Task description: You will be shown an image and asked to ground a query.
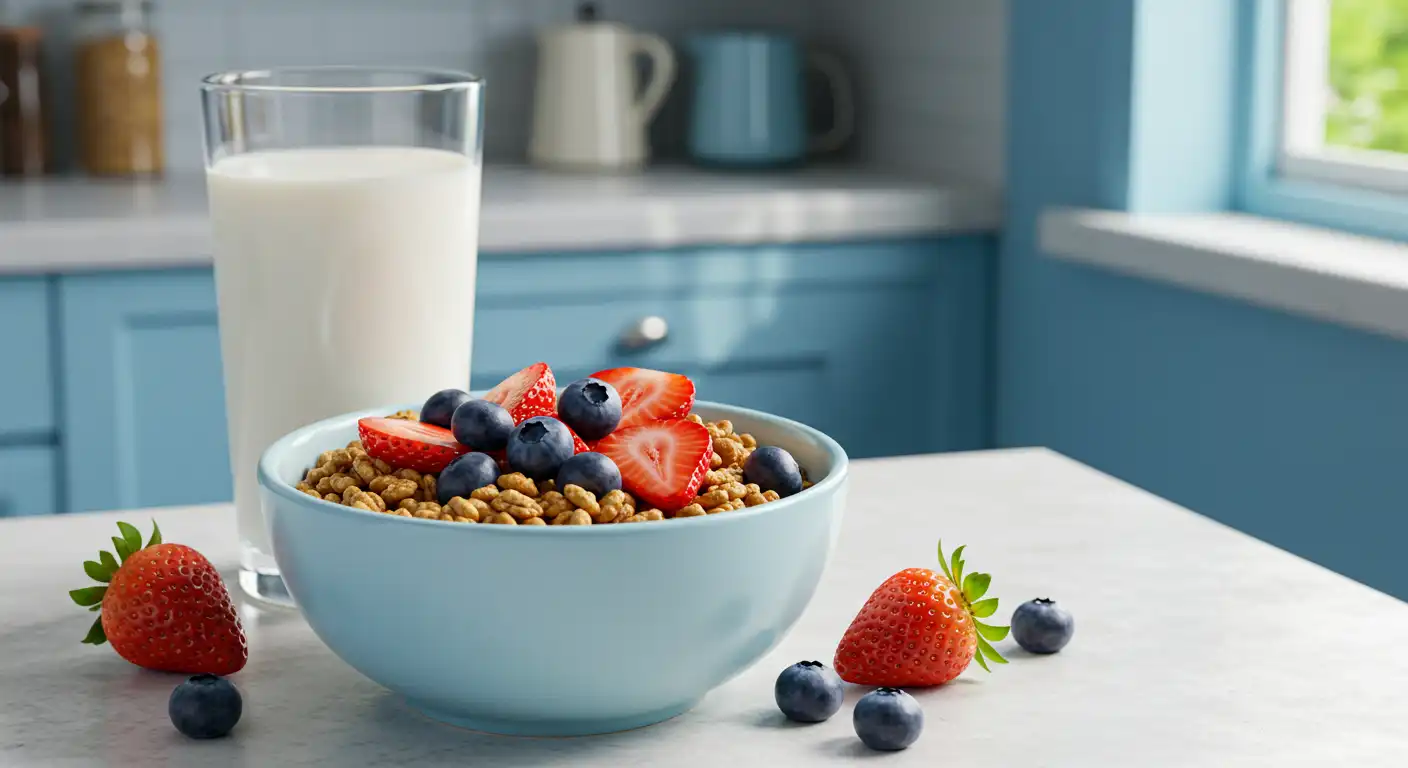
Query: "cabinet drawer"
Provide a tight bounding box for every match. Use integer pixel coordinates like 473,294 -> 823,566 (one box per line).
473,293 -> 831,386
0,278 -> 54,435
0,446 -> 57,517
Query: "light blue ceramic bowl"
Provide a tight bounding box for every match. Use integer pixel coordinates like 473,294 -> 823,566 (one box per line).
258,400 -> 848,736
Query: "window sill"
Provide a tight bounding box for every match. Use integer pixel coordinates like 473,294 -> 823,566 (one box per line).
1039,207 -> 1408,342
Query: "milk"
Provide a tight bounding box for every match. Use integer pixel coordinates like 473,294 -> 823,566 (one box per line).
207,146 -> 481,577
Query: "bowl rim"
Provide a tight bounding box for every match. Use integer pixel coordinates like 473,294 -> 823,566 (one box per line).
257,399 -> 848,536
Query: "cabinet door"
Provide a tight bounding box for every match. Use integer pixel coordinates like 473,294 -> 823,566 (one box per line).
0,447 -> 57,517
59,270 -> 231,512
0,277 -> 55,436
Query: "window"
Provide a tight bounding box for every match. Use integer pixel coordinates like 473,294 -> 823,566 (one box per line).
1279,0 -> 1408,194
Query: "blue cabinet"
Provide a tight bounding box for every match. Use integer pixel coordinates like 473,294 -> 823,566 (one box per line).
0,277 -> 59,516
0,278 -> 55,436
59,270 -> 231,512
54,238 -> 993,513
0,447 -> 57,517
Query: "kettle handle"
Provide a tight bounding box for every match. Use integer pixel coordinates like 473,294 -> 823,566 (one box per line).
632,32 -> 676,125
806,49 -> 855,154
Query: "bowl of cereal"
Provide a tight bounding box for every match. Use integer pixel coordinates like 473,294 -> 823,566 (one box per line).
257,365 -> 848,736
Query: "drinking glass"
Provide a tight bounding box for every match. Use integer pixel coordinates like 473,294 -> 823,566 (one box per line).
201,67 -> 484,605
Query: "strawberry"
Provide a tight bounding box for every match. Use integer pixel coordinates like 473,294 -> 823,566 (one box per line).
484,362 -> 558,424
833,541 -> 1008,687
595,419 -> 712,510
358,417 -> 469,473
590,367 -> 695,429
70,521 -> 247,675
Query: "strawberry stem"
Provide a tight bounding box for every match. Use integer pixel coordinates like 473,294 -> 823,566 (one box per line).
82,616 -> 106,645
936,539 -> 1010,674
73,520 -> 160,646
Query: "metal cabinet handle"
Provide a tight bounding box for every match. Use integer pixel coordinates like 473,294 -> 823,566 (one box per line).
617,316 -> 669,351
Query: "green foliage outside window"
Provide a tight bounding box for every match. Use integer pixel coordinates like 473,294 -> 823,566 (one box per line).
1327,0 -> 1408,152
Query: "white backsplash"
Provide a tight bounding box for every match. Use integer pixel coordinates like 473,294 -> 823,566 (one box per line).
817,0 -> 1007,188
5,0 -> 1005,188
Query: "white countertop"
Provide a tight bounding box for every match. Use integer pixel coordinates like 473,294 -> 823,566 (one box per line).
4,448 -> 1405,766
0,166 -> 999,274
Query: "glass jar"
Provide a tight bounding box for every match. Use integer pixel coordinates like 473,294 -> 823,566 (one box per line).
0,24 -> 51,176
74,0 -> 163,176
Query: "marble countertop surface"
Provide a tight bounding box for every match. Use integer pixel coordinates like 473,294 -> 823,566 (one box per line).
3,448 -> 1404,766
0,165 -> 1000,274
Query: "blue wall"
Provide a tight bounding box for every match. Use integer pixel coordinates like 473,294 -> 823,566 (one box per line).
1000,1 -> 1408,600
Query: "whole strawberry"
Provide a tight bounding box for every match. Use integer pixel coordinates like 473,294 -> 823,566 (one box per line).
834,541 -> 1008,686
70,521 -> 248,676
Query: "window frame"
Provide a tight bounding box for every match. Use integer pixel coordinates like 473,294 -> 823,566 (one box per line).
1237,0 -> 1408,241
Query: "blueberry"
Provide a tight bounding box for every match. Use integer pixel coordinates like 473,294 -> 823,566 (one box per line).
743,446 -> 804,497
556,452 -> 621,497
557,377 -> 623,442
774,661 -> 844,723
507,416 -> 575,480
169,674 -> 242,740
421,389 -> 472,429
853,687 -> 923,751
451,399 -> 514,451
437,452 -> 501,504
1011,598 -> 1074,654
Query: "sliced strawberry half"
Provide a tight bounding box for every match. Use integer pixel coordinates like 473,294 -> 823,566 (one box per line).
483,362 -> 557,424
590,367 -> 696,429
596,419 -> 712,511
358,417 -> 468,473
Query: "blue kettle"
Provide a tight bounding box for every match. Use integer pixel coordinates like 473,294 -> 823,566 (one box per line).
686,32 -> 853,167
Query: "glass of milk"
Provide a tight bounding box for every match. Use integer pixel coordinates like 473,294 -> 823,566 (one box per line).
200,68 -> 484,606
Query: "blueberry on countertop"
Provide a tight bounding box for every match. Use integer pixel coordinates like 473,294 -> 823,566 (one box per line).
556,452 -> 622,497
451,399 -> 514,451
744,446 -> 804,497
774,661 -> 844,723
437,452 -> 501,504
1011,598 -> 1074,654
169,674 -> 242,740
557,377 -> 623,442
507,416 -> 575,480
853,687 -> 923,751
421,389 -> 472,429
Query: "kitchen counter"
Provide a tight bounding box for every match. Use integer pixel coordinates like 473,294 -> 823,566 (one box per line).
5,448 -> 1404,766
0,166 -> 999,274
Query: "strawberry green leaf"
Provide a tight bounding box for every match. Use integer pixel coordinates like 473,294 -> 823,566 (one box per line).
970,598 -> 1000,618
976,621 -> 1010,642
147,519 -> 162,547
972,648 -> 991,672
69,586 -> 107,606
962,572 -> 990,602
89,604 -> 101,611
81,616 -> 107,645
99,550 -> 118,573
936,540 -> 955,582
112,536 -> 132,563
950,545 -> 966,587
117,522 -> 142,555
83,560 -> 112,583
976,635 -> 1008,665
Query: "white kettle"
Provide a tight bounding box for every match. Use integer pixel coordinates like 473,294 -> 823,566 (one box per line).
529,3 -> 675,171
